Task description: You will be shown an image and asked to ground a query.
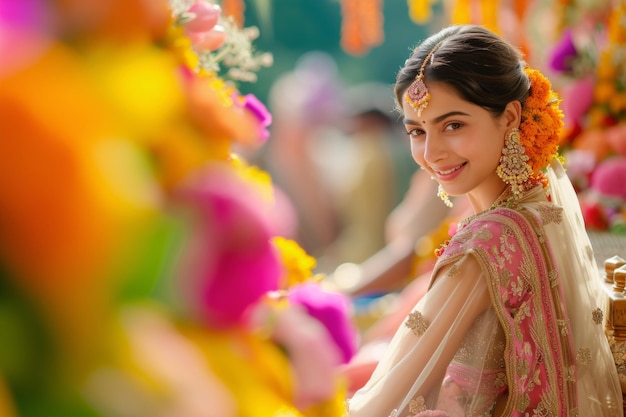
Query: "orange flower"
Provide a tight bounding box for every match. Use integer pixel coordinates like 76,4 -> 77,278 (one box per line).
520,68 -> 564,181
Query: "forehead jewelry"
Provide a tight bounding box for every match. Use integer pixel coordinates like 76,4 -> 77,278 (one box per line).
405,47 -> 437,117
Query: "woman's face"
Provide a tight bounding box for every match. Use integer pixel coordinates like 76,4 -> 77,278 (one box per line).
401,81 -> 516,211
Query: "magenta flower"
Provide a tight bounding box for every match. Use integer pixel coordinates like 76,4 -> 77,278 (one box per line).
243,93 -> 272,142
287,282 -> 358,364
548,29 -> 577,73
174,163 -> 281,328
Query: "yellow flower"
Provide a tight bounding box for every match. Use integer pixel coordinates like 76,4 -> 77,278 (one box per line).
408,0 -> 433,24
272,237 -> 318,289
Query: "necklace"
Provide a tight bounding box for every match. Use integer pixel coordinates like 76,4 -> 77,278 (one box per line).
457,186 -> 516,230
434,186 -> 516,258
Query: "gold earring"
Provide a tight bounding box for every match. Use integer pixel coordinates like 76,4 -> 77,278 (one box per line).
496,127 -> 533,198
437,184 -> 453,207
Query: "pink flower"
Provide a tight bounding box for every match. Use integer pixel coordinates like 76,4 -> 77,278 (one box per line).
242,94 -> 272,142
188,25 -> 227,52
183,1 -> 221,35
173,163 -> 281,328
590,157 -> 626,200
287,282 -> 358,364
270,303 -> 342,409
182,1 -> 227,52
561,75 -> 595,128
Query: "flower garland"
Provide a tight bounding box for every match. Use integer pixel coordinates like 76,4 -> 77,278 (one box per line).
450,0 -> 501,35
519,68 -> 564,185
340,0 -> 384,56
408,0 -> 439,24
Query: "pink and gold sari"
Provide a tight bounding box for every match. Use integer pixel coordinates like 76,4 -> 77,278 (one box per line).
348,160 -> 622,417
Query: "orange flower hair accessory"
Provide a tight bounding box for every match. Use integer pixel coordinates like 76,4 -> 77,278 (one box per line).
519,68 -> 564,184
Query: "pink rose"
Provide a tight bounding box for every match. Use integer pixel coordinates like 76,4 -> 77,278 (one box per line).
188,25 -> 227,52
183,1 -> 221,35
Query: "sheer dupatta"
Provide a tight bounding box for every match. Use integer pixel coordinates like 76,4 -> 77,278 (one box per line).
348,159 -> 623,417
544,159 -> 622,415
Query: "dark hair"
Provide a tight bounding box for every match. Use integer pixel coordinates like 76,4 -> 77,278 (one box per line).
394,25 -> 530,116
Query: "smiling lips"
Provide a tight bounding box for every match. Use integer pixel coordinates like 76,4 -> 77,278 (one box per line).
433,162 -> 467,180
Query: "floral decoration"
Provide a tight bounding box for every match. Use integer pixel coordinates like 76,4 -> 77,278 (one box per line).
548,1 -> 626,232
0,1 -> 357,416
519,68 -> 564,186
171,0 -> 272,81
273,236 -> 319,290
339,0 -> 384,56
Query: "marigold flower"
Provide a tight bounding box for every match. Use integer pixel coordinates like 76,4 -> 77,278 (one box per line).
520,68 -> 564,182
272,236 -> 317,289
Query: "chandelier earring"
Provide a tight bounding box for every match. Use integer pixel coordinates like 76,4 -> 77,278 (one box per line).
437,184 -> 453,207
496,127 -> 533,198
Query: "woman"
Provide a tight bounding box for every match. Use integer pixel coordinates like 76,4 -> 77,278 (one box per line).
348,25 -> 623,417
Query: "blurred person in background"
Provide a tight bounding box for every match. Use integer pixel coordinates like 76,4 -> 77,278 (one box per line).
321,82 -> 417,268
261,52 -> 345,261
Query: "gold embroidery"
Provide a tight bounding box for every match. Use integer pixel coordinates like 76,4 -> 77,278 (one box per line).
519,258 -> 536,291
567,365 -> 576,382
500,227 -> 515,256
576,347 -> 592,366
531,368 -> 541,386
475,226 -> 492,242
388,409 -> 398,417
453,310 -> 506,368
570,407 -> 579,417
592,307 -> 603,325
548,269 -> 559,288
585,245 -> 594,262
513,302 -> 531,323
517,393 -> 530,412
517,358 -> 530,377
557,318 -> 569,336
511,279 -> 524,298
405,310 -> 429,336
499,268 -> 512,286
409,397 -> 426,413
536,231 -> 545,243
447,262 -> 460,278
534,398 -> 557,417
538,203 -> 563,225
495,372 -> 507,388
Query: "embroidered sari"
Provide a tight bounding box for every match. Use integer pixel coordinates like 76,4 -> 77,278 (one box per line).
348,161 -> 623,417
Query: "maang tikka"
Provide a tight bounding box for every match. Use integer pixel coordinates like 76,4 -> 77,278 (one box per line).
405,46 -> 438,117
